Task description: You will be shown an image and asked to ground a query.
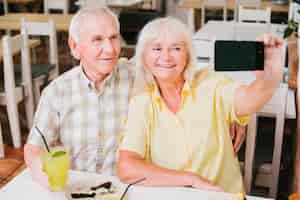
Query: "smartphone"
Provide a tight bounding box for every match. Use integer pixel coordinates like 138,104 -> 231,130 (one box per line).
214,40 -> 264,71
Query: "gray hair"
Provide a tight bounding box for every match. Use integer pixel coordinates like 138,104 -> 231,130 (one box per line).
133,16 -> 197,94
69,6 -> 120,43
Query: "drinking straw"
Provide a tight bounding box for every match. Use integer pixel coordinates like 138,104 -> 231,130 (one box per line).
35,126 -> 50,153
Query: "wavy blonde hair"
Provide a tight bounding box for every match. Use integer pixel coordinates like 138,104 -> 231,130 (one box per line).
133,17 -> 197,95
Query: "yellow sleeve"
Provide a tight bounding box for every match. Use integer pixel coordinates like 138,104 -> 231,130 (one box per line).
217,76 -> 250,126
120,95 -> 151,158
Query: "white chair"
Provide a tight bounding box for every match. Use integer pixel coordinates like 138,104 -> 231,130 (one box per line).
201,0 -> 227,27
289,2 -> 300,22
234,0 -> 261,21
244,83 -> 288,198
0,121 -> 4,158
21,18 -> 59,105
0,34 -> 35,148
76,0 -> 107,8
193,35 -> 215,69
3,0 -> 8,14
238,5 -> 271,24
243,45 -> 287,198
44,0 -> 69,14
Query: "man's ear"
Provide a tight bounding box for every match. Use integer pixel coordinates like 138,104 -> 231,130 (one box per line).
68,37 -> 80,60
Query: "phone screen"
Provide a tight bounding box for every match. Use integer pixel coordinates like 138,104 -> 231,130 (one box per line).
214,40 -> 264,71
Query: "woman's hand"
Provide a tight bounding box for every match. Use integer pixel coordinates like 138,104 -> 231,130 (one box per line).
235,33 -> 285,117
255,33 -> 284,87
230,123 -> 246,154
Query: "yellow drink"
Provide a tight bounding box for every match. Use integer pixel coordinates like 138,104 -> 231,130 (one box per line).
41,148 -> 70,191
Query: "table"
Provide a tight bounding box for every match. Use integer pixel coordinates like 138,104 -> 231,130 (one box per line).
0,13 -> 73,32
0,168 -> 272,200
193,21 -> 296,119
178,0 -> 290,13
0,39 -> 40,62
5,0 -> 35,4
75,0 -> 144,13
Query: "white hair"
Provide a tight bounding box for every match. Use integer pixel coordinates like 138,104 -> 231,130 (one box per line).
133,17 -> 197,95
69,6 -> 120,43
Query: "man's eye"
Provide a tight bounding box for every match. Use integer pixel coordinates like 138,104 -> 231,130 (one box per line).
93,38 -> 102,43
111,35 -> 119,40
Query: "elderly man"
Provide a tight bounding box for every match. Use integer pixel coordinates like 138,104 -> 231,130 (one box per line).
24,6 -> 132,188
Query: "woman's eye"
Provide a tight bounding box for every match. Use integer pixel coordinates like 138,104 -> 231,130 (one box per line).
173,47 -> 182,51
152,48 -> 161,51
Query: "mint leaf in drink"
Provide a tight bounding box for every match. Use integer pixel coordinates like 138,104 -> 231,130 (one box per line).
52,150 -> 66,157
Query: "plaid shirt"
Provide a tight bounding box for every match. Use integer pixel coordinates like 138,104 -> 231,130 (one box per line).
27,59 -> 132,174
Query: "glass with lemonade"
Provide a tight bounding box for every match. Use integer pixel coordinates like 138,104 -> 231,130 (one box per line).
41,147 -> 70,191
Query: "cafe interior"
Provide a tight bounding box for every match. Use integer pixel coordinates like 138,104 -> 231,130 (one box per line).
0,0 -> 299,200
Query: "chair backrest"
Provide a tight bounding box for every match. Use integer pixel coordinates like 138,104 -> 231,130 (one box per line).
3,0 -> 8,14
234,0 -> 261,20
3,34 -> 32,96
21,18 -> 59,78
44,0 -> 69,14
193,35 -> 215,67
78,0 -> 107,8
2,34 -> 35,127
289,2 -> 300,22
238,5 -> 271,24
201,0 -> 227,27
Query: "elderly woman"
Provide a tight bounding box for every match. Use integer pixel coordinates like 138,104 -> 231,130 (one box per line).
117,17 -> 284,193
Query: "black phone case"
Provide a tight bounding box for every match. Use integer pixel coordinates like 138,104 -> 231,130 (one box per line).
214,40 -> 264,71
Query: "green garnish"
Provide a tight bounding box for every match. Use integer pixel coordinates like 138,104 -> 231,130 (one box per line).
52,150 -> 66,157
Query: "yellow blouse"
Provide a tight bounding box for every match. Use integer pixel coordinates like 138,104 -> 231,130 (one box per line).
120,70 -> 249,193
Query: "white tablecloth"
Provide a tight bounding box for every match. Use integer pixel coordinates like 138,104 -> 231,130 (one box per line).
0,168 -> 272,200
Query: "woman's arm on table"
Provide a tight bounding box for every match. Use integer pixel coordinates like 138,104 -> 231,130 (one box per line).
117,150 -> 222,191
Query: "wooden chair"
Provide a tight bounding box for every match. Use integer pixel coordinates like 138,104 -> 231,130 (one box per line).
21,18 -> 59,105
0,121 -> 4,158
238,5 -> 271,24
0,34 -> 35,148
44,0 -> 69,14
201,0 -> 227,27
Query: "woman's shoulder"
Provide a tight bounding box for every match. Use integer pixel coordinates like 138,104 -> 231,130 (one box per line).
192,68 -> 234,88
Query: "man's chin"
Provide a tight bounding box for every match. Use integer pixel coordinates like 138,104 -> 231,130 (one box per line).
97,65 -> 116,74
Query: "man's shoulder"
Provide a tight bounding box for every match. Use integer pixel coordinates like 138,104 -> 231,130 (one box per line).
43,66 -> 81,93
53,66 -> 82,83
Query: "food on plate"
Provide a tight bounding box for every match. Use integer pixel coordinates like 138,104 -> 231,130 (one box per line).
68,181 -> 120,200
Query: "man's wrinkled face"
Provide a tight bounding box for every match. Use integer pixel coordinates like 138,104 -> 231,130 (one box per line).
77,12 -> 121,76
